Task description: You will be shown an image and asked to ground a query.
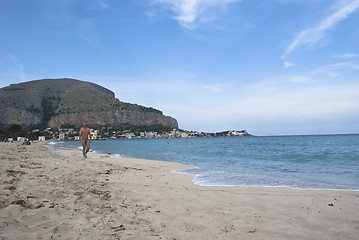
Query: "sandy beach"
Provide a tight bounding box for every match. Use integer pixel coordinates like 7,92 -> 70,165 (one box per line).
0,141 -> 358,240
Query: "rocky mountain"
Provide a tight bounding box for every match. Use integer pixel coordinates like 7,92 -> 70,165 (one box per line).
0,78 -> 178,129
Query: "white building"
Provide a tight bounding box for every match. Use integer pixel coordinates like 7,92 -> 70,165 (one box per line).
59,132 -> 65,140
91,129 -> 98,140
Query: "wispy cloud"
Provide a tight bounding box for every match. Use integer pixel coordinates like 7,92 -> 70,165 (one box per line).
3,54 -> 27,82
77,18 -> 98,46
151,0 -> 239,29
248,75 -> 310,89
308,62 -> 359,76
282,0 -> 359,58
42,0 -> 109,46
284,61 -> 295,68
203,83 -> 225,92
89,0 -> 108,11
333,53 -> 359,58
250,61 -> 359,89
0,54 -> 30,88
289,76 -> 310,83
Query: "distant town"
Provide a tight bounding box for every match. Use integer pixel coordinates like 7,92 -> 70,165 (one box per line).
52,127 -> 251,140
2,126 -> 252,142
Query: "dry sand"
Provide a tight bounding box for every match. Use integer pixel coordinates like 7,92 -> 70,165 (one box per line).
0,141 -> 358,240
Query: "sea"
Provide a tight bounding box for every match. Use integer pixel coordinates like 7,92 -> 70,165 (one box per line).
50,134 -> 359,191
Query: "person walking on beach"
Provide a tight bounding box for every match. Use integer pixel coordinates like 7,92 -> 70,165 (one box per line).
79,122 -> 92,158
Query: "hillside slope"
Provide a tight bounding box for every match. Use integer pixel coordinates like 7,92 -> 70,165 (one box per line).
0,78 -> 178,129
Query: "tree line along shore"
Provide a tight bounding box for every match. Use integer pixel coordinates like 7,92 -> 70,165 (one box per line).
0,124 -> 252,141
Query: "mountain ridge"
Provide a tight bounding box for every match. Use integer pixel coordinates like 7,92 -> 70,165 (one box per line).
0,78 -> 178,129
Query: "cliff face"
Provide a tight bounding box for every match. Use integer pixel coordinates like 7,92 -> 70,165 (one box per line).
0,78 -> 178,129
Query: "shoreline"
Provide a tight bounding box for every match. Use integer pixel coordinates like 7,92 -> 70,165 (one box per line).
1,141 -> 358,239
173,168 -> 359,191
38,141 -> 359,192
50,137 -> 359,191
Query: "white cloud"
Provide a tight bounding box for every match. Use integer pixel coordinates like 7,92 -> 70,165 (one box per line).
333,53 -> 359,58
282,0 -> 359,58
289,76 -> 310,83
203,83 -> 226,92
309,62 -> 359,76
284,61 -> 295,68
151,0 -> 239,29
249,61 -> 359,89
218,84 -> 359,121
248,74 -> 311,89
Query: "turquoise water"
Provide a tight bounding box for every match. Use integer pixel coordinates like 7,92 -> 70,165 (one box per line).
52,135 -> 359,190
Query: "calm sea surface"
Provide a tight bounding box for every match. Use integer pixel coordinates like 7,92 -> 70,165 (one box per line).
51,135 -> 359,190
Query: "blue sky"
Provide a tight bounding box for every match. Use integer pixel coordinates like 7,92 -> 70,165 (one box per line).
1,0 -> 359,135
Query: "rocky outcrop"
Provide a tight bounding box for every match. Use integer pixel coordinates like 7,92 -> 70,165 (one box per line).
48,110 -> 178,128
0,78 -> 178,129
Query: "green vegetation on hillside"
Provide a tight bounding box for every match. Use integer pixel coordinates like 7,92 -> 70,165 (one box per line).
0,124 -> 27,140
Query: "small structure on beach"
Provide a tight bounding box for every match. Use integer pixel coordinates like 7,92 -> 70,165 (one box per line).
38,136 -> 45,141
17,137 -> 25,142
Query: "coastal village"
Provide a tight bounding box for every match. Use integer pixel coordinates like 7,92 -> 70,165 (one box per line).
3,126 -> 251,142
49,127 -> 250,140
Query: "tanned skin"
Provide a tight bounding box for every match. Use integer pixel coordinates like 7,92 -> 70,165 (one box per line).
79,122 -> 92,158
